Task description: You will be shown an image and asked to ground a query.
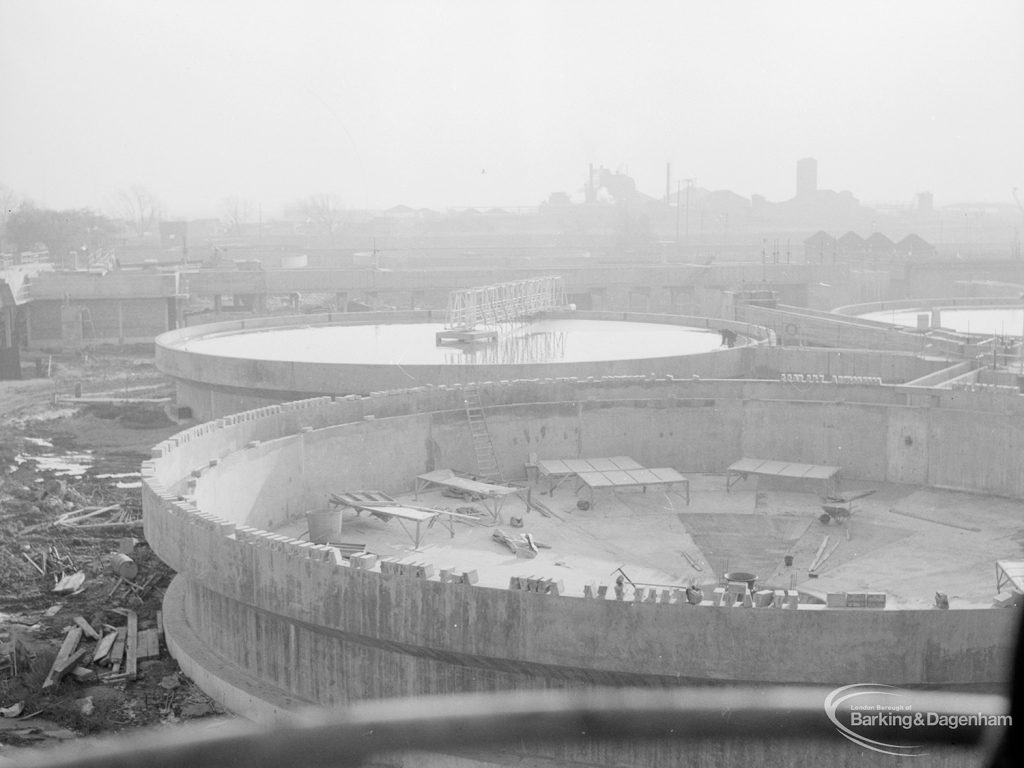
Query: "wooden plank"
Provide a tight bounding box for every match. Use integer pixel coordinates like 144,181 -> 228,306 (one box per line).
41,627 -> 84,690
125,610 -> 138,681
137,629 -> 160,660
156,610 -> 164,641
93,630 -> 118,663
808,536 -> 830,573
815,540 -> 843,572
109,627 -> 127,672
44,648 -> 92,689
73,616 -> 101,640
681,551 -> 704,572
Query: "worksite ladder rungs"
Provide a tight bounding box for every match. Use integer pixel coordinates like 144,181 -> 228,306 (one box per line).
463,387 -> 503,482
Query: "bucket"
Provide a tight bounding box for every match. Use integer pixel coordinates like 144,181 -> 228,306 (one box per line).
109,553 -> 138,580
724,571 -> 758,592
307,508 -> 343,544
784,555 -> 794,566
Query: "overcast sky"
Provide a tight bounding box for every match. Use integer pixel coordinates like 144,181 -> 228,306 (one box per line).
2,0 -> 1022,218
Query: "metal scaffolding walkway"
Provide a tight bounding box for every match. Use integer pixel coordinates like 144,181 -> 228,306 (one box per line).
437,276 -> 567,344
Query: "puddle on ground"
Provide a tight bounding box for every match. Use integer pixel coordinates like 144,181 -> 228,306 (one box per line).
15,450 -> 94,477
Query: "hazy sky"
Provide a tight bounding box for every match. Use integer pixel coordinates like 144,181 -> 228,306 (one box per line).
2,0 -> 1022,217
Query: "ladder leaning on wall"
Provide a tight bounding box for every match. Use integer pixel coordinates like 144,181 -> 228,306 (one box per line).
463,386 -> 503,483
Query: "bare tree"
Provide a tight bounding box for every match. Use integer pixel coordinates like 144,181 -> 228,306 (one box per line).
222,196 -> 254,235
115,185 -> 163,238
296,194 -> 344,243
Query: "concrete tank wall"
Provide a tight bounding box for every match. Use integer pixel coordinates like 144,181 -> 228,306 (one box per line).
155,310 -> 763,420
144,379 -> 1019,766
145,380 -> 1019,710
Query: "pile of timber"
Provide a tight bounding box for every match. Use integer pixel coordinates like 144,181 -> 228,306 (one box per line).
41,609 -> 163,689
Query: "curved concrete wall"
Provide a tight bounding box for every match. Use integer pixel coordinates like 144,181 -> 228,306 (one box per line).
144,378 -> 1018,709
154,310 -> 764,420
833,297 -> 1024,316
144,377 -> 1020,766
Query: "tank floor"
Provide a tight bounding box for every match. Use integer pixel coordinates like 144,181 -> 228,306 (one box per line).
273,474 -> 1024,609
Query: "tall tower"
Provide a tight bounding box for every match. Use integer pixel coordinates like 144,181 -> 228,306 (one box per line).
796,157 -> 818,198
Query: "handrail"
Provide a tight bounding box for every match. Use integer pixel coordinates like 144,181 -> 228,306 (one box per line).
13,686 -> 1009,768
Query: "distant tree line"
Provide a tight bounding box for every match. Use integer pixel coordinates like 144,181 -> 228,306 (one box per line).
4,203 -> 118,260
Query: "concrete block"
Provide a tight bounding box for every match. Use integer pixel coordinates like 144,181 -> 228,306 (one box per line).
633,587 -> 646,603
544,579 -> 564,596
753,590 -> 774,608
826,593 -> 847,608
720,590 -> 734,608
584,583 -> 597,598
596,584 -> 609,599
786,591 -> 800,610
508,576 -> 523,591
741,592 -> 753,608
661,589 -> 672,604
459,570 -> 479,585
846,592 -> 867,608
440,569 -> 455,583
646,590 -> 659,604
413,563 -> 434,579
325,548 -> 345,566
866,592 -> 887,608
379,558 -> 399,576
773,589 -> 786,608
712,587 -> 726,606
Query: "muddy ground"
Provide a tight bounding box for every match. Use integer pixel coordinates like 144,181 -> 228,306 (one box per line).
0,349 -> 229,754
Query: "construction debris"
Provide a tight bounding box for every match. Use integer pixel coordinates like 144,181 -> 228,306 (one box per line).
492,529 -> 551,558
73,616 -> 101,640
52,572 -> 86,595
42,628 -> 90,690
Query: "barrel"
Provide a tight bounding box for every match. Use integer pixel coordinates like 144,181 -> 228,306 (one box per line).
307,508 -> 343,544
109,553 -> 138,580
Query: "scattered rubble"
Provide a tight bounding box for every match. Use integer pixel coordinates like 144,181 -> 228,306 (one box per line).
1,353 -> 226,749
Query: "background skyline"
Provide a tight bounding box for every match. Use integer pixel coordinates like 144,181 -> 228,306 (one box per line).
2,0 -> 1022,218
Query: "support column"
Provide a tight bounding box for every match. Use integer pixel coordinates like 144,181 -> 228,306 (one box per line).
1,306 -> 13,347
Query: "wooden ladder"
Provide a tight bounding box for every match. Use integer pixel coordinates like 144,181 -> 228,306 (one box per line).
463,386 -> 503,482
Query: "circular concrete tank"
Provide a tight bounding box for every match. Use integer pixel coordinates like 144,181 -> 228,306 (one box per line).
839,298 -> 1024,336
156,309 -> 761,420
144,375 -> 1019,767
